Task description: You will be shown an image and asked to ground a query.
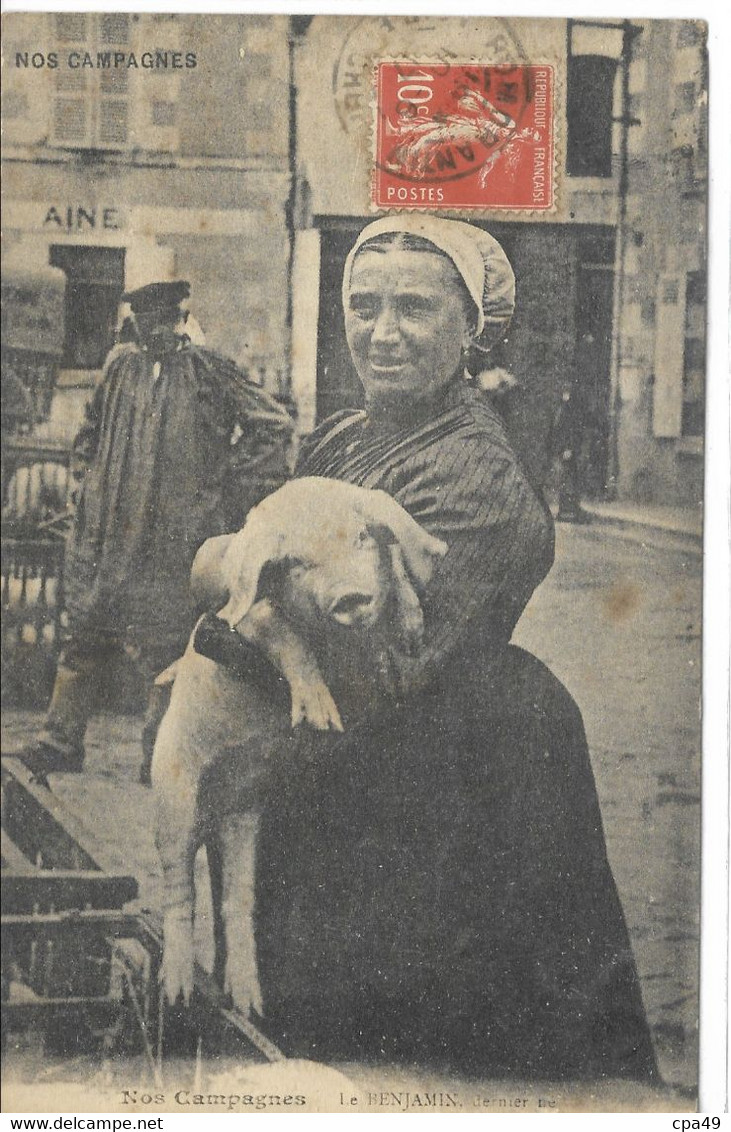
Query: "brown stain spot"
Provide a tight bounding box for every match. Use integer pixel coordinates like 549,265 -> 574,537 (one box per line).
603,580 -> 641,622
672,586 -> 686,605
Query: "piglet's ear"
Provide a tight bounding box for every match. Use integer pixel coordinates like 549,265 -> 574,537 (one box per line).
216,509 -> 282,629
359,489 -> 448,589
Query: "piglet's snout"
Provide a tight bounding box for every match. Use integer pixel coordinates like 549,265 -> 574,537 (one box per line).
328,589 -> 378,627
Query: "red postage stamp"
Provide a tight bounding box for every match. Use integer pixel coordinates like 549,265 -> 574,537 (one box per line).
373,63 -> 554,211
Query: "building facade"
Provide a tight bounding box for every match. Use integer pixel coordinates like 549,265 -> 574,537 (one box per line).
290,15 -> 707,506
614,18 -> 706,506
2,11 -> 292,450
2,13 -> 707,506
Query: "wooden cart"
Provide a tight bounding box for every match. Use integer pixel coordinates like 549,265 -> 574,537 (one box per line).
1,757 -> 283,1075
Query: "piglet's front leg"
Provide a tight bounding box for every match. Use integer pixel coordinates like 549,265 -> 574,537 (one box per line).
217,810 -> 263,1017
152,720 -> 200,1005
237,600 -> 343,732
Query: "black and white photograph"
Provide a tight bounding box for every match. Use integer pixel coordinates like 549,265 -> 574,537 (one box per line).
0,8 -> 723,1116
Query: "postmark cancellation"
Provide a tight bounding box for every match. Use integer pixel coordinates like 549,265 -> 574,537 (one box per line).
373,63 -> 555,212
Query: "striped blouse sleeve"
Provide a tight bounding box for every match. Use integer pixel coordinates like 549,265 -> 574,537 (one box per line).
387,434 -> 555,695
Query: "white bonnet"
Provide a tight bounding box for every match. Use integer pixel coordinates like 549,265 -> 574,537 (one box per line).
342,215 -> 515,351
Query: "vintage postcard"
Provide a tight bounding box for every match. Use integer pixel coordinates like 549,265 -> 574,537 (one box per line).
0,9 -> 714,1116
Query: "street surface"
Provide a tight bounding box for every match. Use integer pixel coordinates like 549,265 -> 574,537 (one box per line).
514,523 -> 702,1094
2,522 -> 702,1095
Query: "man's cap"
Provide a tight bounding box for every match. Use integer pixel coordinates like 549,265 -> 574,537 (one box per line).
123,280 -> 190,314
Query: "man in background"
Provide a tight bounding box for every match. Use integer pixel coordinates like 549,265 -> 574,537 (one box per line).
21,278 -> 293,783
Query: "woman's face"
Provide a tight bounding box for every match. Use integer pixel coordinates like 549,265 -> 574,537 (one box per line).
344,247 -> 474,406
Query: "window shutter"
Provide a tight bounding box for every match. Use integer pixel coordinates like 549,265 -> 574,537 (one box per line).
652,274 -> 686,438
49,13 -> 94,147
99,13 -> 131,45
681,272 -> 706,437
133,14 -> 181,153
2,70 -> 38,145
96,13 -> 131,149
3,91 -> 30,120
51,97 -> 93,146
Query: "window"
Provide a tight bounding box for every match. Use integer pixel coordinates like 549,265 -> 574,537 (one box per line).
3,90 -> 29,119
674,81 -> 697,115
566,54 -> 619,177
676,22 -> 703,49
49,13 -> 131,149
652,270 -> 706,440
151,100 -> 177,127
45,13 -> 183,153
49,246 -> 125,370
682,272 -> 705,437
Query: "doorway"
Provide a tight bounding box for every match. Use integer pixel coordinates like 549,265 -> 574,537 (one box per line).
575,231 -> 615,498
49,245 -> 126,371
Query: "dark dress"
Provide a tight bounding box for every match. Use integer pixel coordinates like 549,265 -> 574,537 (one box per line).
254,382 -> 658,1082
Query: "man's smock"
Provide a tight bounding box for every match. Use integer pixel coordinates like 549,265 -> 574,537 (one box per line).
63,342 -> 292,647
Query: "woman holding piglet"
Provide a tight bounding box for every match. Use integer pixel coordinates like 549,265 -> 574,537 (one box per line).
202,215 -> 658,1083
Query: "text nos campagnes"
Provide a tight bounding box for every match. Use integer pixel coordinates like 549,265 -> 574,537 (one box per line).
15,51 -> 198,70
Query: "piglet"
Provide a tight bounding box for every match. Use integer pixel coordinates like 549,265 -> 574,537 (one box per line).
152,477 -> 447,1014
